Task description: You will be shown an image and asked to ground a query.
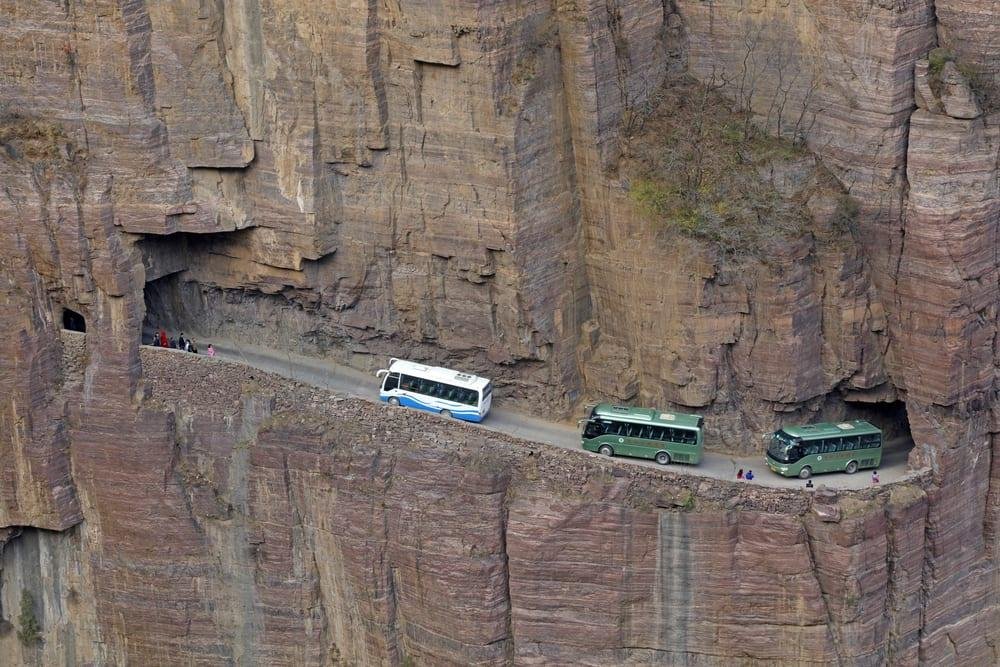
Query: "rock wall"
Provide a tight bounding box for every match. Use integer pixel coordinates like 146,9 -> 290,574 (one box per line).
0,340 -> 951,665
1,0 -> 1000,664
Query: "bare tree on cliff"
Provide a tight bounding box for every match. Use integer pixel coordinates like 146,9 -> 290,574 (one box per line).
685,66 -> 730,205
732,17 -> 822,146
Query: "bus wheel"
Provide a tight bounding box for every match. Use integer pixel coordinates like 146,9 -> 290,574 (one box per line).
655,451 -> 671,465
798,467 -> 812,480
441,409 -> 452,419
388,397 -> 400,406
845,461 -> 858,474
598,445 -> 614,457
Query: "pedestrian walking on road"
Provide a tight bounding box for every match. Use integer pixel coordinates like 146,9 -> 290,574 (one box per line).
745,470 -> 754,481
806,479 -> 814,489
872,470 -> 880,485
159,329 -> 168,347
206,344 -> 216,357
736,468 -> 744,480
151,334 -> 160,347
178,333 -> 187,350
168,337 -> 176,349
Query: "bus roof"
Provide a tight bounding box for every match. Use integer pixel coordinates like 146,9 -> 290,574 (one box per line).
778,420 -> 881,440
387,358 -> 491,391
590,403 -> 703,431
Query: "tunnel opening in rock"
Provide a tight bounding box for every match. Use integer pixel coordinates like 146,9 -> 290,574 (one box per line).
843,399 -> 914,470
138,230 -> 251,345
143,272 -> 194,344
61,308 -> 86,333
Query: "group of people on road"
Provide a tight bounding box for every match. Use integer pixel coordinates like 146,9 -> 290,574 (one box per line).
735,467 -> 880,488
151,328 -> 215,357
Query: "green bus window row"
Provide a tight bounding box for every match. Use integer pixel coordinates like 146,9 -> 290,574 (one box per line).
586,419 -> 697,445
800,434 -> 881,456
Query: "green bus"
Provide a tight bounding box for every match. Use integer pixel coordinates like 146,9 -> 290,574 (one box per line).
764,420 -> 882,479
581,403 -> 704,465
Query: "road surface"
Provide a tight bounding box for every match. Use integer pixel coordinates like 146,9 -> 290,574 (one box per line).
172,339 -> 915,490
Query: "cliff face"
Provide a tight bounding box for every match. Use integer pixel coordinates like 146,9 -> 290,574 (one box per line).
0,341 -> 948,665
1,0 -> 1000,664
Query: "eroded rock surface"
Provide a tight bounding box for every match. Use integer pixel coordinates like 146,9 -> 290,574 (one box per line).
0,340 -> 947,665
1,0 -> 1000,664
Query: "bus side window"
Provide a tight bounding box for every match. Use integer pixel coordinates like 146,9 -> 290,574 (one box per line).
844,436 -> 859,451
805,443 -> 819,456
383,373 -> 400,391
399,375 -> 413,391
650,426 -> 664,441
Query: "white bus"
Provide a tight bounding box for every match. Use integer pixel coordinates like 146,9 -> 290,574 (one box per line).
376,358 -> 493,422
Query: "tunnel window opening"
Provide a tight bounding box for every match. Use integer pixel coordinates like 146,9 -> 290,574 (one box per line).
62,308 -> 86,333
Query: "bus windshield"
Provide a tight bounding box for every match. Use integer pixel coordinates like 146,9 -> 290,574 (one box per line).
583,419 -> 607,439
768,431 -> 802,463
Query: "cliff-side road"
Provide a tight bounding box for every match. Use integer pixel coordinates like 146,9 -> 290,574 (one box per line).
173,340 -> 917,490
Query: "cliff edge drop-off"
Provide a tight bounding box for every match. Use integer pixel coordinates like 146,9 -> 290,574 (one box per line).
1,1 -> 999,665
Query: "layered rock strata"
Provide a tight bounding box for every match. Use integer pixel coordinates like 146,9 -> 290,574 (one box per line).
1,0 -> 1000,664
0,339 -> 948,665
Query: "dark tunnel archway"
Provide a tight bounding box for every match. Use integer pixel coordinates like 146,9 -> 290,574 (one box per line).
843,399 -> 914,470
62,308 -> 86,333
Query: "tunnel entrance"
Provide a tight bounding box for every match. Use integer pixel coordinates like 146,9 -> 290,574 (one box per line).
62,308 -> 86,332
843,399 -> 914,471
143,272 -> 196,345
843,400 -> 911,441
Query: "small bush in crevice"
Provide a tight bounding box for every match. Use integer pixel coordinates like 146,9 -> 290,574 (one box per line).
16,590 -> 41,647
831,195 -> 860,235
926,47 -> 999,112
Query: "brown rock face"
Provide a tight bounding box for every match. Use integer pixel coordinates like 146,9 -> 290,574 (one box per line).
0,230 -> 79,531
2,0 -> 1000,664
936,0 -> 1000,85
0,345 -> 945,665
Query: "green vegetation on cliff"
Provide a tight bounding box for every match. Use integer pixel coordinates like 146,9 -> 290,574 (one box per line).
624,79 -> 851,257
17,590 -> 41,647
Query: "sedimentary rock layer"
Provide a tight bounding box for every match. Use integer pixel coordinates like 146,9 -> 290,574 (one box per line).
1,1 -> 1000,664
0,340 -> 949,665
